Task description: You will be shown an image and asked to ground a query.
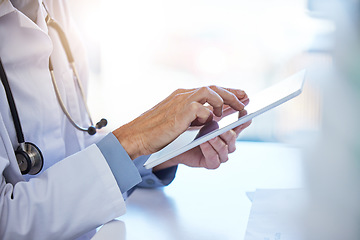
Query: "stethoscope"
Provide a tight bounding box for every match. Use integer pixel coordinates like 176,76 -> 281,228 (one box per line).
0,4 -> 107,175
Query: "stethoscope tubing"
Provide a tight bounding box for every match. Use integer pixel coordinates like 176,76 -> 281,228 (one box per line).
44,3 -> 99,133
0,58 -> 25,144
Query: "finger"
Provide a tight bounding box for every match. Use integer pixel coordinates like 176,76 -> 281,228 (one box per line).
191,112 -> 213,126
219,130 -> 237,153
223,88 -> 250,106
187,102 -> 214,125
222,106 -> 237,118
209,86 -> 245,113
211,106 -> 237,122
233,120 -> 252,135
191,86 -> 245,118
238,109 -> 248,118
208,137 -> 229,163
224,88 -> 247,100
242,97 -> 250,106
232,110 -> 252,135
199,142 -> 221,169
191,87 -> 224,117
224,88 -> 249,103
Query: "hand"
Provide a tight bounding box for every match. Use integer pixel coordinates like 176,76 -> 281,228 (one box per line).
153,109 -> 252,171
113,86 -> 247,160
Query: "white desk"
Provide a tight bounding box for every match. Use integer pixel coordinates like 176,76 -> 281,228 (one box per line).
92,141 -> 304,240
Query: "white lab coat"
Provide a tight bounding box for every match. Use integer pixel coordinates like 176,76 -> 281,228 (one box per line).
0,0 -> 127,239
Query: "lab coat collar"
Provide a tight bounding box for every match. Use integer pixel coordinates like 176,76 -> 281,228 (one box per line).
0,0 -> 16,17
0,0 -> 48,33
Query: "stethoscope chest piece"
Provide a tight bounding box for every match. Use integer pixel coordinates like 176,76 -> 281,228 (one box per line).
15,142 -> 44,175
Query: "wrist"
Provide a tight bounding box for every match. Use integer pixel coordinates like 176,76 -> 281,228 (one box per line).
113,123 -> 143,160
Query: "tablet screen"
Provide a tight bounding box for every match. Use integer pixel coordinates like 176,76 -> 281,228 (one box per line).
144,70 -> 306,169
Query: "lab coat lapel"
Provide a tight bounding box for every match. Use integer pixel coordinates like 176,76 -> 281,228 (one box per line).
36,0 -> 48,32
17,1 -> 49,34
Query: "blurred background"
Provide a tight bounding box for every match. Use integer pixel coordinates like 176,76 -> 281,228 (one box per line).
68,1 -> 359,239
69,0 -> 334,145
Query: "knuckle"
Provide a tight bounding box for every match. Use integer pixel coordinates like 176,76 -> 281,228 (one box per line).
209,85 -> 219,91
230,130 -> 237,140
174,88 -> 186,95
236,89 -> 246,97
216,98 -> 224,107
220,143 -> 228,153
209,137 -> 217,144
189,101 -> 200,112
223,130 -> 236,143
198,86 -> 211,94
229,92 -> 238,101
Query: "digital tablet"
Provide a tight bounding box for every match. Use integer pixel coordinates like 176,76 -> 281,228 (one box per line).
144,70 -> 306,169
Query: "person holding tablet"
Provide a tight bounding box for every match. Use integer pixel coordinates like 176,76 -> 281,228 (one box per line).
0,1 -> 251,239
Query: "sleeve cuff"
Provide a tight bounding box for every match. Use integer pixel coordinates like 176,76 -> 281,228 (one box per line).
153,166 -> 178,185
133,155 -> 178,188
96,133 -> 142,194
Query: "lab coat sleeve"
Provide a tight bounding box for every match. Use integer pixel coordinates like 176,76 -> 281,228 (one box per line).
0,136 -> 126,239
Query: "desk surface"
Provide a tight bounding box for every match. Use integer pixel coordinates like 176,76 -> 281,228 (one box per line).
92,141 -> 304,240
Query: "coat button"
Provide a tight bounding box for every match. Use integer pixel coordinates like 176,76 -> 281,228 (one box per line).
146,179 -> 155,185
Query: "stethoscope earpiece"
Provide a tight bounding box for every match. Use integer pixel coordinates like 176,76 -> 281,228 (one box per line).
88,118 -> 108,135
96,118 -> 108,129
